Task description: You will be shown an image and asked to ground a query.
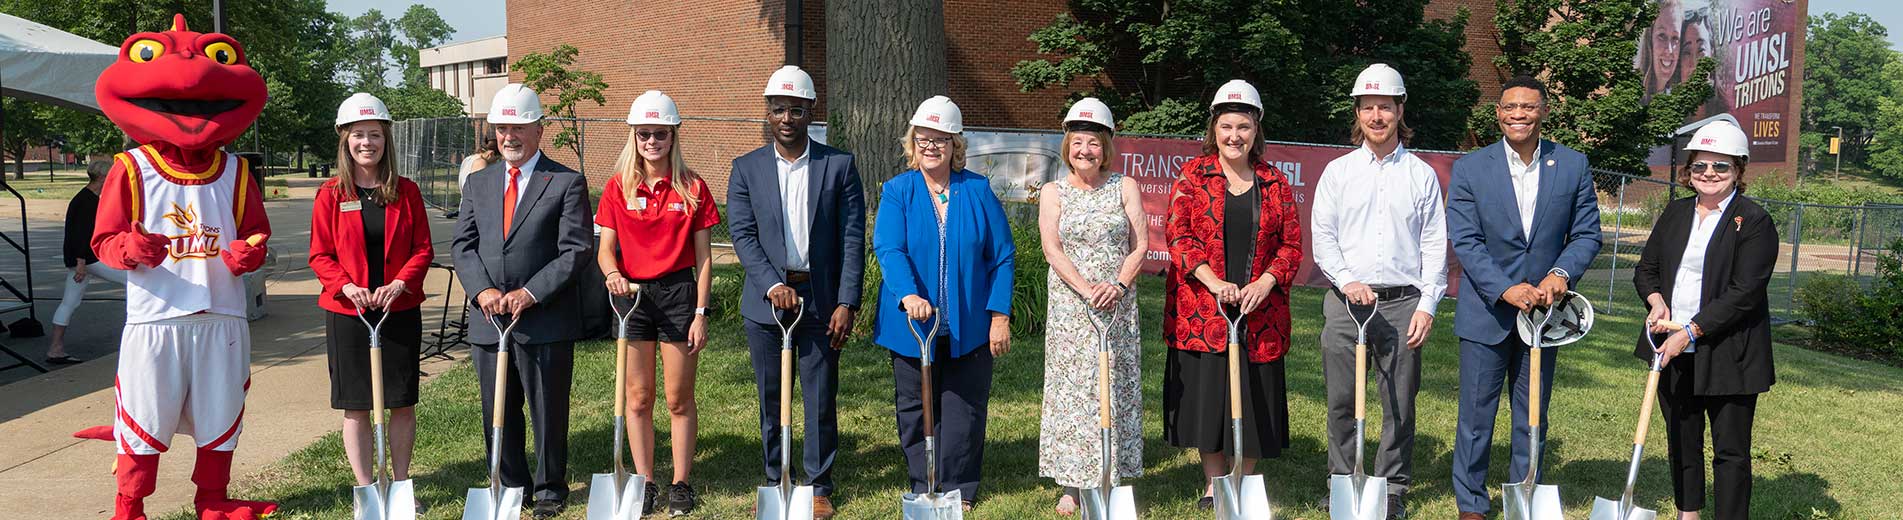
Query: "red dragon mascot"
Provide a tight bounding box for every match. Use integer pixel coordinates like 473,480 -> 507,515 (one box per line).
83,13 -> 275,520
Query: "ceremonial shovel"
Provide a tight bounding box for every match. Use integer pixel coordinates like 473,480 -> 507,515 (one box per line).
588,286 -> 647,520
1588,320 -> 1684,520
462,311 -> 525,520
1328,295 -> 1387,520
1078,311 -> 1137,520
899,308 -> 963,520
756,297 -> 816,520
1502,305 -> 1564,520
1211,303 -> 1272,520
351,308 -> 417,520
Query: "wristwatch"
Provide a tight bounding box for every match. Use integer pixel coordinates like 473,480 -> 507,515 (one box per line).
694,307 -> 709,316
1548,267 -> 1570,280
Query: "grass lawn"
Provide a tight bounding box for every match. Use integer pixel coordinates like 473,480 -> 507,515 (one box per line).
169,266 -> 1902,519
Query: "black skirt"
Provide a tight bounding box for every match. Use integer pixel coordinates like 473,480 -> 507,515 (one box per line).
325,308 -> 423,410
1163,348 -> 1290,458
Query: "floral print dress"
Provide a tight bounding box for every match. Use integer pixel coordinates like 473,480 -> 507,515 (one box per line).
1038,173 -> 1143,488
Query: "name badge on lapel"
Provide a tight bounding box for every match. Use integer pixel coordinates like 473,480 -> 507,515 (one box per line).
630,197 -> 647,211
340,200 -> 363,212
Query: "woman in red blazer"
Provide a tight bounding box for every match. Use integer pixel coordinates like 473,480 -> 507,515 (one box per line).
1163,80 -> 1304,509
308,93 -> 434,493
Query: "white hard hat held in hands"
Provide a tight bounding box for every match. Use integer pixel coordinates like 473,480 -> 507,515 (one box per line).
627,90 -> 682,126
1351,63 -> 1407,99
335,92 -> 392,127
1211,79 -> 1263,115
487,83 -> 545,124
764,65 -> 817,100
1685,119 -> 1750,161
911,95 -> 963,134
1064,97 -> 1115,131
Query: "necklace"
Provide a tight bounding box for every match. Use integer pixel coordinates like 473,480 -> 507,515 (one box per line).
928,183 -> 950,204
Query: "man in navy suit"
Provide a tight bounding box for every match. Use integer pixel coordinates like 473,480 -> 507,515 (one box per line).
726,65 -> 865,520
1444,76 -> 1602,519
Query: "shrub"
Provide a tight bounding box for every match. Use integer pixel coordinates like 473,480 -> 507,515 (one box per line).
1007,214 -> 1049,339
1797,239 -> 1903,359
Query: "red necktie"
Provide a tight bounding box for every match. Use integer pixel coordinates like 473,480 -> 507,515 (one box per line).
502,167 -> 521,237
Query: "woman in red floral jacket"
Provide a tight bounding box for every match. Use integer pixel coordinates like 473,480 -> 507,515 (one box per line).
1163,80 -> 1304,509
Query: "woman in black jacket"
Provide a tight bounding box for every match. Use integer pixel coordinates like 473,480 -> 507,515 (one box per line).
1631,119 -> 1777,520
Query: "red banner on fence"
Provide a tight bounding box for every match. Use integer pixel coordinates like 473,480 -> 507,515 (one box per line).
1116,137 -> 1463,292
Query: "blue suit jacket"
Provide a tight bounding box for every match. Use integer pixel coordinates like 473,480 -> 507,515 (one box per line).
725,141 -> 866,326
871,169 -> 1016,358
1445,140 -> 1602,345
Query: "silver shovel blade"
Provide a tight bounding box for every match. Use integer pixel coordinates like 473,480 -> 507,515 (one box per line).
352,483 -> 385,520
1211,474 -> 1272,520
384,480 -> 418,520
756,484 -> 816,520
901,488 -> 964,520
1078,485 -> 1139,520
1588,496 -> 1658,520
1501,483 -> 1563,520
462,485 -> 525,520
1327,474 -> 1387,520
587,473 -> 646,520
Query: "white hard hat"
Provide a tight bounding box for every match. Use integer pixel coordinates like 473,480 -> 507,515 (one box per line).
487,83 -> 544,124
910,95 -> 963,134
1514,291 -> 1597,347
1351,63 -> 1406,98
335,92 -> 392,127
763,65 -> 817,100
626,90 -> 682,126
1685,119 -> 1750,161
1211,79 -> 1263,114
1063,97 -> 1114,131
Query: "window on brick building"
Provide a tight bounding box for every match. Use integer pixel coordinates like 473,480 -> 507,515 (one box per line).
484,58 -> 505,75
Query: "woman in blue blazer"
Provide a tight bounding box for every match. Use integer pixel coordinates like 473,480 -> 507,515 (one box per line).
872,95 -> 1016,511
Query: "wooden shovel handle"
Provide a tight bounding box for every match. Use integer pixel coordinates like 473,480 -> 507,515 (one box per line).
1228,342 -> 1243,420
781,348 -> 794,426
1635,370 -> 1661,446
490,348 -> 510,429
369,349 -> 385,427
1098,350 -> 1113,429
1354,342 -> 1367,420
1528,346 -> 1542,428
613,338 -> 627,418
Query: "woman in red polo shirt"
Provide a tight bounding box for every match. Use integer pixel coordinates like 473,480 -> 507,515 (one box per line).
308,93 -> 434,495
595,90 -> 717,516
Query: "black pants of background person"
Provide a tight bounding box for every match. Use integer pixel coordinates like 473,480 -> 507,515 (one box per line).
473,340 -> 575,503
1659,351 -> 1757,520
892,337 -> 994,502
743,287 -> 841,496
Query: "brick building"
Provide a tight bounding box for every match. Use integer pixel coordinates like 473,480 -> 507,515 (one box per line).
502,0 -> 1800,196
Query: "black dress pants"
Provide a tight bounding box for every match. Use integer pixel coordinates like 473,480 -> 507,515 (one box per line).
891,337 -> 993,502
1658,352 -> 1758,519
473,340 -> 574,502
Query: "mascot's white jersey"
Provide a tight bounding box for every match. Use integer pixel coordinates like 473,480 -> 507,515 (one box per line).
120,146 -> 250,323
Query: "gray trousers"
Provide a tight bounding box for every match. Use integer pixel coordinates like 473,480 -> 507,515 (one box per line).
1320,290 -> 1421,495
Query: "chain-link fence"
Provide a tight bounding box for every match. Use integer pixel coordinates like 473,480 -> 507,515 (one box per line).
394,117 -> 1903,325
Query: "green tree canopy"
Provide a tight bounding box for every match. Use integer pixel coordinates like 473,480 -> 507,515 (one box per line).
512,44 -> 609,164
1801,12 -> 1898,172
1011,0 -> 1478,150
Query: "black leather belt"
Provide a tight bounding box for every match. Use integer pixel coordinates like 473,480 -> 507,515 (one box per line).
786,271 -> 812,284
1337,285 -> 1420,301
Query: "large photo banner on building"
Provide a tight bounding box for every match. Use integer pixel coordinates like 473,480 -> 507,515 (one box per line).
1637,0 -> 1801,165
1116,137 -> 1463,292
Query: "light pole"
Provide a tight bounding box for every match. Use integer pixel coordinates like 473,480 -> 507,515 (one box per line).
1833,125 -> 1844,179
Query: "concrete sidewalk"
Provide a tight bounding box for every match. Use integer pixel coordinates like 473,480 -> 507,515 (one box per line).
0,177 -> 467,517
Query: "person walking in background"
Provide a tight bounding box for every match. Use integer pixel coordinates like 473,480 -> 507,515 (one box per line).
1309,64 -> 1446,520
1632,120 -> 1777,520
1444,76 -> 1602,520
45,159 -> 125,364
1034,98 -> 1147,516
308,93 -> 434,507
453,83 -> 594,519
460,136 -> 498,191
726,66 -> 864,520
1162,80 -> 1303,510
872,95 -> 1016,512
594,90 -> 718,517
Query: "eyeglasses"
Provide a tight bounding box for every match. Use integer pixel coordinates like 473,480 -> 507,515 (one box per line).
1499,102 -> 1544,113
1688,160 -> 1732,174
770,106 -> 809,119
913,137 -> 953,150
636,129 -> 672,142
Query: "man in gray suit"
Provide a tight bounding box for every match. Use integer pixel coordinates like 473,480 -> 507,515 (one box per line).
726,65 -> 865,520
453,83 -> 595,519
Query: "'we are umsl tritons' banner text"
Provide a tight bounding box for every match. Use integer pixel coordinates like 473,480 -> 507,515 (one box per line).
1638,0 -> 1804,165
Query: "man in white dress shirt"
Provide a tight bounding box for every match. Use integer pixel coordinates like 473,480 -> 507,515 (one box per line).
1310,64 -> 1447,519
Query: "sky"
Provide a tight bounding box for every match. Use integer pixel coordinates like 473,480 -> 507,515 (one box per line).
1809,0 -> 1903,49
324,0 -> 506,45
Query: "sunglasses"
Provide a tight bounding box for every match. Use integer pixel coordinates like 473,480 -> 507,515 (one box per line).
1688,160 -> 1732,174
636,129 -> 672,142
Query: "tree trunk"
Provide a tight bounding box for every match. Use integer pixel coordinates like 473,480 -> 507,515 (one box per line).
826,0 -> 947,206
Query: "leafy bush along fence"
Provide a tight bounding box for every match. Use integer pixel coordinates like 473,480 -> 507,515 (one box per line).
1796,239 -> 1903,361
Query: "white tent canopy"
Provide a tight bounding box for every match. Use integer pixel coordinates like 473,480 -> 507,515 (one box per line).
0,12 -> 116,112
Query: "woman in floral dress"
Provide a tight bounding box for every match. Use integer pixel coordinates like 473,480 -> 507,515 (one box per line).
1036,99 -> 1149,515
